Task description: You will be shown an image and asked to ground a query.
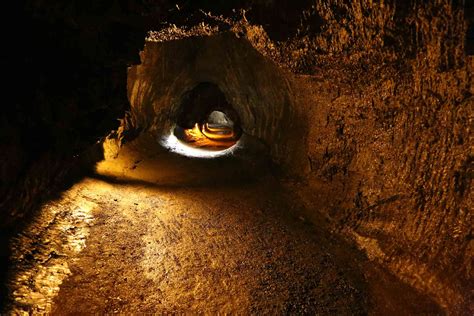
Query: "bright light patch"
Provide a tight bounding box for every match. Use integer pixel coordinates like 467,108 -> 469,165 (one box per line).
160,128 -> 241,159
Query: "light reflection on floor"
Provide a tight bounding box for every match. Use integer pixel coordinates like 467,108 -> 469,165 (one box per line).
9,188 -> 96,314
4,133 -> 440,314
160,126 -> 241,159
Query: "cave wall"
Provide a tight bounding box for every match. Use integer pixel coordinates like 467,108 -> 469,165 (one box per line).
270,1 -> 473,313
296,61 -> 473,312
2,0 -> 472,313
1,1 -> 146,229
126,33 -> 308,173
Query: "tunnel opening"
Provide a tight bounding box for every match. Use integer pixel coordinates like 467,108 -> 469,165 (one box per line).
162,82 -> 243,158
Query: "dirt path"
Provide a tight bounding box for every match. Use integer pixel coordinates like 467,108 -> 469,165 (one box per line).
6,134 -> 442,314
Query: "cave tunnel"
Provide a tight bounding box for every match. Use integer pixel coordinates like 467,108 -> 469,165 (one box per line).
175,82 -> 241,131
1,1 -> 473,314
171,82 -> 242,153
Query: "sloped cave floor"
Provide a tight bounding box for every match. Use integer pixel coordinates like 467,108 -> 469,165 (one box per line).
4,133 -> 442,314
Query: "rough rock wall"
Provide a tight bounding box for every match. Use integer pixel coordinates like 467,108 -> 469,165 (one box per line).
127,34 -> 308,173
2,0 -> 472,313
271,1 -> 473,313
298,60 -> 473,313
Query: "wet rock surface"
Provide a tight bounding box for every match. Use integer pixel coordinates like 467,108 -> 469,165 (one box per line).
5,135 -> 441,314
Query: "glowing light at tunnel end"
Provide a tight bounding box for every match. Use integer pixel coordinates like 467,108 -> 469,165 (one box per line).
159,127 -> 241,159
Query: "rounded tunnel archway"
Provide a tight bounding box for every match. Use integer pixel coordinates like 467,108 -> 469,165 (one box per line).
172,82 -> 242,152
176,82 -> 241,131
127,34 -> 308,171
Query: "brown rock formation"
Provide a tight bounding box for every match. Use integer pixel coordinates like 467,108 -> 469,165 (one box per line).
1,0 -> 472,313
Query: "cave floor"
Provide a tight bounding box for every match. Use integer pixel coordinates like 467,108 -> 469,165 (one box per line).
6,134 -> 442,314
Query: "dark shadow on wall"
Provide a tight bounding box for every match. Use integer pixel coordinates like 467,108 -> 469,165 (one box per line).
1,0 -> 146,232
466,23 -> 474,55
466,0 -> 474,54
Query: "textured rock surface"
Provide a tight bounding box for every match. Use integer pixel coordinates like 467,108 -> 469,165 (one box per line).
127,34 -> 308,173
6,134 -> 441,314
274,1 -> 473,312
294,60 -> 473,312
2,0 -> 472,313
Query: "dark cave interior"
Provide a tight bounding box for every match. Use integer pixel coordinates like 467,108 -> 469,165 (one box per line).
1,0 -> 473,314
176,83 -> 240,131
173,83 -> 242,150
